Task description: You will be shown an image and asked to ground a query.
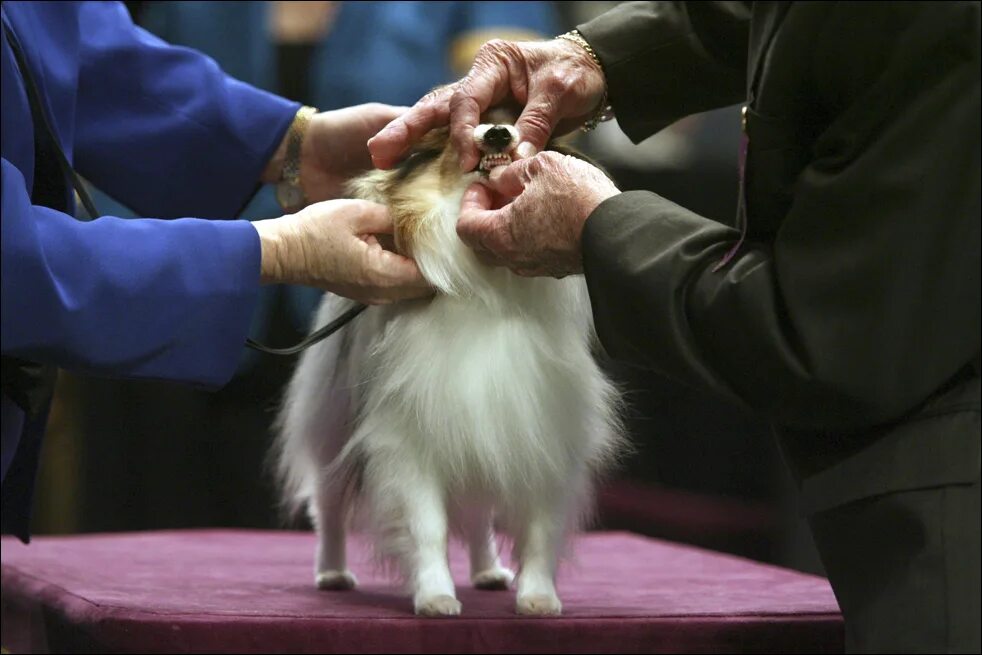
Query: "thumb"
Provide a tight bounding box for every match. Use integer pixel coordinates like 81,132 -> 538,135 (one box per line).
351,202 -> 395,235
488,157 -> 534,198
457,183 -> 500,248
460,182 -> 495,213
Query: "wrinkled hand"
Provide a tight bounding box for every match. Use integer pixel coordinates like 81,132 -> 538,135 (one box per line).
253,199 -> 432,304
263,103 -> 407,202
457,152 -> 619,277
368,39 -> 606,172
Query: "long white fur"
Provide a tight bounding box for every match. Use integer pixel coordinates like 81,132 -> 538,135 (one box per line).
274,151 -> 623,617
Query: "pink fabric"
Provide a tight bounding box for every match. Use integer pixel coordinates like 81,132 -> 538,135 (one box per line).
1,530 -> 842,653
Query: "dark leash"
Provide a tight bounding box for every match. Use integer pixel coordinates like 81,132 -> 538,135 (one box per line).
244,303 -> 366,356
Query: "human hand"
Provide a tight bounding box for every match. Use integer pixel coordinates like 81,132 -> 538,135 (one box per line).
263,104 -> 408,202
253,199 -> 433,304
457,152 -> 619,277
367,38 -> 606,172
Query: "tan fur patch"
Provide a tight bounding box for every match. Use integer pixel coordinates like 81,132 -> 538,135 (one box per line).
347,128 -> 459,257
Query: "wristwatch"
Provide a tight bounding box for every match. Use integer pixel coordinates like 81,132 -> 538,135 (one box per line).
276,106 -> 318,212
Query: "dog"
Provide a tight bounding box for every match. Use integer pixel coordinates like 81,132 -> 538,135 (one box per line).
274,110 -> 624,617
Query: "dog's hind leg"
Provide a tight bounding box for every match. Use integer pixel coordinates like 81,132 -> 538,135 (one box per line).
462,508 -> 514,590
311,481 -> 358,591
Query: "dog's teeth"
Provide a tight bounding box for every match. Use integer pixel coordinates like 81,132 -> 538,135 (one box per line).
479,153 -> 510,171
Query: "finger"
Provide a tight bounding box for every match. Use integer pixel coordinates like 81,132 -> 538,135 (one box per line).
377,250 -> 428,282
457,184 -> 516,264
370,103 -> 411,121
359,103 -> 412,132
367,91 -> 453,169
371,252 -> 436,302
450,41 -> 524,171
449,89 -> 487,173
449,74 -> 507,172
487,157 -> 535,198
456,183 -> 497,249
460,181 -> 495,212
513,75 -> 568,158
350,203 -> 395,235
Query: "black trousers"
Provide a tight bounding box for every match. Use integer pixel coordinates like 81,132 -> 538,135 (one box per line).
809,476 -> 981,653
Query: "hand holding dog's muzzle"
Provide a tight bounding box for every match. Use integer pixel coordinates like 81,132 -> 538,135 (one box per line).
368,38 -> 606,173
457,152 -> 619,277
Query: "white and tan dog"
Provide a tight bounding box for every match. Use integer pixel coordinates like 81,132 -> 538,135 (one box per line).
274,113 -> 623,617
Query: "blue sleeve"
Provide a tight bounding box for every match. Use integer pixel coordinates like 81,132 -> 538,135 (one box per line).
72,2 -> 298,219
1,158 -> 261,389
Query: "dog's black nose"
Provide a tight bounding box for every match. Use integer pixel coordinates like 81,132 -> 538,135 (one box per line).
483,126 -> 513,151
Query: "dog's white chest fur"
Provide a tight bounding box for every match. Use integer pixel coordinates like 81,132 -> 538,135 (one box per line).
339,274 -> 612,497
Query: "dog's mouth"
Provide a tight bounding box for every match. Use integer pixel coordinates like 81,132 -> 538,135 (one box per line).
473,123 -> 519,172
478,152 -> 512,171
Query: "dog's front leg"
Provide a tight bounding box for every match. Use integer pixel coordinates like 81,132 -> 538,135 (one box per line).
515,508 -> 564,616
372,459 -> 460,617
409,483 -> 460,616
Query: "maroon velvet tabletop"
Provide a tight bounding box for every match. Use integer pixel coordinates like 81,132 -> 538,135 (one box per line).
1,529 -> 842,653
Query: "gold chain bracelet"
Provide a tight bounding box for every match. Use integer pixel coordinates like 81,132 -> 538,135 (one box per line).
554,30 -> 614,132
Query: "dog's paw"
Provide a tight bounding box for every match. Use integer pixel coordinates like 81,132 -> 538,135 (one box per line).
472,566 -> 515,590
315,569 -> 358,590
414,594 -> 462,617
516,593 -> 562,616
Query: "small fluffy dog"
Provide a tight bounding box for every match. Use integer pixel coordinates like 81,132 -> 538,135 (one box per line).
274,111 -> 623,617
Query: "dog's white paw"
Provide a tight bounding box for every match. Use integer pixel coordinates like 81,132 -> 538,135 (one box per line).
472,566 -> 515,590
516,593 -> 562,616
316,569 -> 358,590
414,594 -> 462,617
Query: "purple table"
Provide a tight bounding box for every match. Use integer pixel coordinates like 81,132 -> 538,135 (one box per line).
1,529 -> 842,653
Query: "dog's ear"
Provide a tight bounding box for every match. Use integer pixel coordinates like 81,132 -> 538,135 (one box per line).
545,140 -> 616,183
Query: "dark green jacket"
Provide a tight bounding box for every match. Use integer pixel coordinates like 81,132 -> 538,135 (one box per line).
579,1 -> 980,513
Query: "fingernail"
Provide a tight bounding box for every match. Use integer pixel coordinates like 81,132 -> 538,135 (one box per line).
516,142 -> 537,159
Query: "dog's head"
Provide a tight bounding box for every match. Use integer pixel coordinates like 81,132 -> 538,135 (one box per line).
349,109 -> 596,297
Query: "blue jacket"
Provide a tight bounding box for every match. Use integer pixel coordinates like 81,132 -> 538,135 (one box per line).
1,1 -> 298,540
127,1 -> 558,340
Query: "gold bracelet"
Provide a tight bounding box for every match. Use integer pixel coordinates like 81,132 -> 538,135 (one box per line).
276,106 -> 318,212
554,30 -> 614,132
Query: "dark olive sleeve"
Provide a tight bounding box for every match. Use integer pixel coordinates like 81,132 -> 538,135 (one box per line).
578,1 -> 751,143
581,3 -> 981,432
